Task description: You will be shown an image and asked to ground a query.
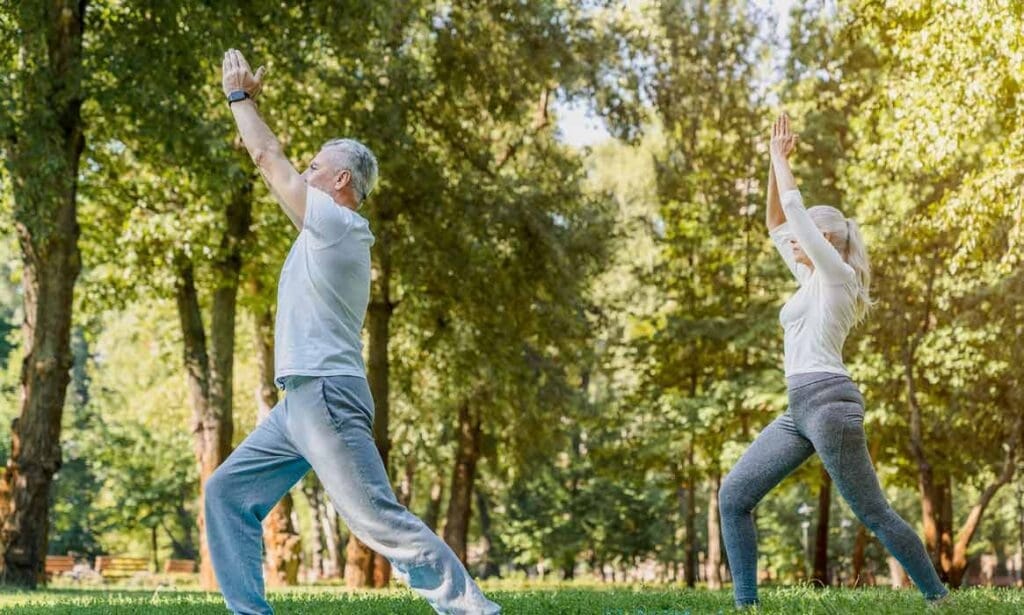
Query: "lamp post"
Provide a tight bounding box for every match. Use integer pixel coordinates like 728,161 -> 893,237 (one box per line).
798,502 -> 813,580
840,517 -> 853,585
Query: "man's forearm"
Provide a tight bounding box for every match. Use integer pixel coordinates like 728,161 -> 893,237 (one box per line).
227,98 -> 306,229
229,99 -> 282,167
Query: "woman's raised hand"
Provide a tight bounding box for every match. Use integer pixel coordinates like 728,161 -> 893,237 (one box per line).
771,113 -> 798,159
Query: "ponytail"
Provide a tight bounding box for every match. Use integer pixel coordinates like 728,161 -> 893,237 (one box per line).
843,218 -> 873,322
808,205 -> 874,322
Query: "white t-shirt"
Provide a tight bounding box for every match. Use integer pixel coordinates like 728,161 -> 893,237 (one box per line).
274,187 -> 375,388
770,189 -> 858,378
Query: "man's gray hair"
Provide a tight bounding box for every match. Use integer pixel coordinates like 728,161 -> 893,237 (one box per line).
322,138 -> 379,204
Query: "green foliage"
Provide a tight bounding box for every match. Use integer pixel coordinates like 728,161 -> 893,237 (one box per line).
48,303 -> 199,559
829,1 -> 1023,489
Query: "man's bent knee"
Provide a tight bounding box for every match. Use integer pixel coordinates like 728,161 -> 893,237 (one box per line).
204,468 -> 238,514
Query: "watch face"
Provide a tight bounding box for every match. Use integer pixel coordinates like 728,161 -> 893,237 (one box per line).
229,90 -> 247,102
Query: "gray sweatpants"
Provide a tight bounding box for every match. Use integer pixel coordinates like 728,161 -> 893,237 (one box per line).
205,375 -> 500,615
719,372 -> 948,606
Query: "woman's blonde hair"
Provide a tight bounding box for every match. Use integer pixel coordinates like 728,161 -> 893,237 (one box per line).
808,205 -> 873,321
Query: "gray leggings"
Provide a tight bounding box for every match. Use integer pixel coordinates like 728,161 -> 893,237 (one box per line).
719,372 -> 948,606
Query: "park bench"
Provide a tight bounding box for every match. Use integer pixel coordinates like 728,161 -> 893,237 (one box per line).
163,559 -> 196,574
95,555 -> 149,579
44,555 -> 76,579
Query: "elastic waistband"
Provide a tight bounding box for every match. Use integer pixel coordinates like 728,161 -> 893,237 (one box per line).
281,373 -> 369,391
282,375 -> 315,390
787,371 -> 851,391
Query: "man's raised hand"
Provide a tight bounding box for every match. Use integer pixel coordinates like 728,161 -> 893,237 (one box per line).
221,48 -> 266,99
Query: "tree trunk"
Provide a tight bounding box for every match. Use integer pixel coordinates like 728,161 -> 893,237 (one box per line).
397,454 -> 416,508
175,258 -> 217,589
901,265 -> 945,570
947,411 -> 1022,587
684,488 -> 698,587
905,340 -> 1022,585
301,476 -> 325,580
262,494 -> 300,586
1017,480 -> 1024,586
163,495 -> 198,561
683,447 -> 698,588
344,534 -> 373,587
813,465 -> 831,587
319,498 -> 343,578
850,438 -> 882,587
151,526 -> 159,572
906,350 -> 941,564
443,401 -> 482,564
344,224 -> 395,588
424,473 -> 445,533
706,474 -> 723,589
938,480 -> 953,580
0,0 -> 86,588
475,487 -> 500,579
252,302 -> 302,586
888,556 -> 910,588
177,180 -> 252,590
851,523 -> 868,587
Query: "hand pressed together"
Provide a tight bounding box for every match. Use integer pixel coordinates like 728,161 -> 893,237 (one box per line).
770,113 -> 798,159
221,48 -> 266,99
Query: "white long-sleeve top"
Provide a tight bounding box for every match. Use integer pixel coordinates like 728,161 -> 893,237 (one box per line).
769,189 -> 858,377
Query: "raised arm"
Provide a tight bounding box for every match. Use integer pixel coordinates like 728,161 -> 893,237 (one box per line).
769,115 -> 850,281
765,115 -> 806,281
222,49 -> 307,230
766,114 -> 797,231
766,160 -> 785,230
777,190 -> 850,280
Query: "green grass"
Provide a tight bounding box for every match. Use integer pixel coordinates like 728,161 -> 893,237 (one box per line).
0,584 -> 1021,614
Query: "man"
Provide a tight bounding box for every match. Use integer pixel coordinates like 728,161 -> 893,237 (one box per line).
206,48 -> 501,615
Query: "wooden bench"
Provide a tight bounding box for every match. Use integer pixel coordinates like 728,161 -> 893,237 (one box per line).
44,555 -> 76,578
95,556 -> 149,579
163,559 -> 196,574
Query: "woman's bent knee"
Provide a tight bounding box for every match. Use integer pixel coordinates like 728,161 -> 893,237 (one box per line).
719,476 -> 751,517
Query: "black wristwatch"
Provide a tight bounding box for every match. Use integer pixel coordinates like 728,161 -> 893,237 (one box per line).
227,90 -> 250,105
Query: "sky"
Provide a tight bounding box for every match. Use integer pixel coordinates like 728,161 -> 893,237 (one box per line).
555,0 -> 796,148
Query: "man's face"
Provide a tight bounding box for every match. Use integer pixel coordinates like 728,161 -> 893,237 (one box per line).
301,149 -> 350,197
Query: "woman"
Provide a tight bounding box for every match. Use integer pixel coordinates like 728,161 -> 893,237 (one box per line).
717,114 -> 950,608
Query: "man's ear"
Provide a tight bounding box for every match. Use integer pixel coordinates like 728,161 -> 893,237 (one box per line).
335,169 -> 351,191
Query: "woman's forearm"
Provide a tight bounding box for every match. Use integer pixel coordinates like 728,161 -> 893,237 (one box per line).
766,159 -> 786,229
770,149 -> 798,194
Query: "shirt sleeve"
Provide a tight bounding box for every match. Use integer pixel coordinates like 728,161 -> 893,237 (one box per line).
303,186 -> 354,247
780,189 -> 854,283
769,222 -> 809,284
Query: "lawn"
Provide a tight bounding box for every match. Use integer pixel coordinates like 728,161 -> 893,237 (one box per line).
0,583 -> 1021,614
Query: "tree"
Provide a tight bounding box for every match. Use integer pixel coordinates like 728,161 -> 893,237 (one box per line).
78,0 -> 315,587
628,0 -> 779,586
286,0 -> 627,584
250,295 -> 301,586
835,0 -> 1024,587
0,0 -> 87,587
